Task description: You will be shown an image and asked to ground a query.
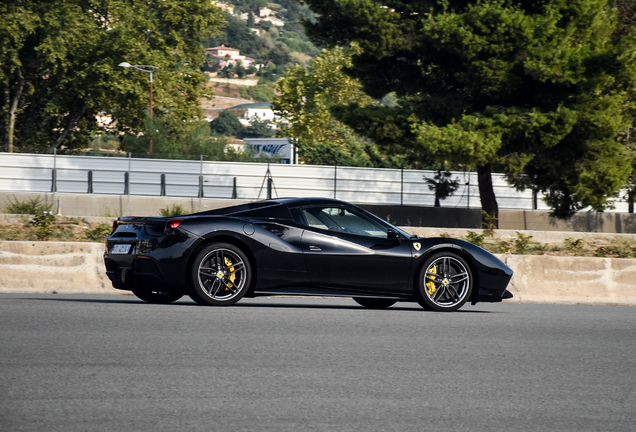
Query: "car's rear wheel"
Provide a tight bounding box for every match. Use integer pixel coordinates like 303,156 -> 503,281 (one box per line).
417,252 -> 472,312
131,287 -> 184,304
353,297 -> 397,309
190,243 -> 251,306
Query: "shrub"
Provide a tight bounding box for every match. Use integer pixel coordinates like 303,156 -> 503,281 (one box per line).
495,240 -> 512,254
530,242 -> 549,254
4,196 -> 53,215
514,232 -> 533,255
481,211 -> 498,237
463,231 -> 485,247
564,238 -> 585,254
247,85 -> 276,102
84,224 -> 112,242
160,204 -> 186,217
29,211 -> 56,241
210,110 -> 243,136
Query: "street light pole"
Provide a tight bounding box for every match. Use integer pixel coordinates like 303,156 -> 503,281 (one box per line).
119,62 -> 158,153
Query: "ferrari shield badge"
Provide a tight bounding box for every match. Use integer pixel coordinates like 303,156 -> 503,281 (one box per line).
413,242 -> 421,251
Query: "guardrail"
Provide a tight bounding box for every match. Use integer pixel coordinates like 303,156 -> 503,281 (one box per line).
0,151 -> 571,211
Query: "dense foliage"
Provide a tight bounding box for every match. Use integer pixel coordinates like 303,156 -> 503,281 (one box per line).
209,110 -> 275,139
204,0 -> 319,77
0,0 -> 225,153
119,113 -> 269,160
302,0 -> 636,221
273,46 -> 403,167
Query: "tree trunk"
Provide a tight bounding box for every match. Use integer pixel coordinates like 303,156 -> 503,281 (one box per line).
6,67 -> 25,153
477,163 -> 499,229
49,102 -> 87,151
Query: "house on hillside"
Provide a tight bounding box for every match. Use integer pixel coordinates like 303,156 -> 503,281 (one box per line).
205,45 -> 254,68
212,1 -> 234,14
258,7 -> 275,17
240,10 -> 285,27
259,15 -> 285,27
229,103 -> 289,129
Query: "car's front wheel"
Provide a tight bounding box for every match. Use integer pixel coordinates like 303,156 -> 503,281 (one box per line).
131,287 -> 184,304
417,252 -> 472,312
190,243 -> 251,306
353,297 -> 397,309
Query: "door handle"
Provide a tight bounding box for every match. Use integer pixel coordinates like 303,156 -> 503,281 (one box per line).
308,246 -> 322,251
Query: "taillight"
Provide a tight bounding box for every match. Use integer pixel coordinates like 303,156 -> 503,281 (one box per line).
165,219 -> 183,235
112,220 -> 118,233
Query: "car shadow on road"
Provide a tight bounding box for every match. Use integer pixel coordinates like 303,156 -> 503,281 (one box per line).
19,294 -> 494,313
235,302 -> 493,313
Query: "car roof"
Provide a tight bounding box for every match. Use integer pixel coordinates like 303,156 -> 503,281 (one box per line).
272,197 -> 350,207
190,197 -> 351,218
194,198 -> 349,213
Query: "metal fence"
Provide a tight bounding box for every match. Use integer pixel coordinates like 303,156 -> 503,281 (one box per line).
0,151 -> 632,214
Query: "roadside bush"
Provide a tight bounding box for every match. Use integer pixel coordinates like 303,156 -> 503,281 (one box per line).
514,232 -> 533,255
4,196 -> 53,215
495,240 -> 512,254
481,212 -> 498,237
463,231 -> 485,247
160,204 -> 186,217
29,211 -> 56,241
84,224 -> 112,242
564,238 -> 585,254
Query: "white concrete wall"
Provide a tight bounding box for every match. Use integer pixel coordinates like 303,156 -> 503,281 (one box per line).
501,254 -> 636,306
0,241 -> 117,294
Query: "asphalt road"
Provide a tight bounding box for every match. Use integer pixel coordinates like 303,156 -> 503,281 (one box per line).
1,294 -> 635,432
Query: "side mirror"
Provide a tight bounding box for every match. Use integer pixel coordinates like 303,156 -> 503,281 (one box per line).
387,229 -> 401,240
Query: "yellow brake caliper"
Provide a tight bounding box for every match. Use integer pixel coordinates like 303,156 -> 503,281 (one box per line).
224,256 -> 236,290
426,264 -> 438,295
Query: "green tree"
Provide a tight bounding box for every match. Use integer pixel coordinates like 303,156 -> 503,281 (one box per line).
239,117 -> 275,138
121,113 -> 255,161
0,0 -> 225,153
210,110 -> 244,136
273,45 -> 402,166
206,13 -> 263,58
299,124 -> 403,167
303,0 -> 636,223
259,20 -> 273,32
248,85 -> 276,102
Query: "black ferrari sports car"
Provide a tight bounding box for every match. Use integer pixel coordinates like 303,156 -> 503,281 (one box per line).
104,198 -> 513,311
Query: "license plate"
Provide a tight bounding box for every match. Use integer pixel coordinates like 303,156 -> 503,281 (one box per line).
110,244 -> 131,254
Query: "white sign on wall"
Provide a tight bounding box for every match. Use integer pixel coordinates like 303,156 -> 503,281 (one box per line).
244,138 -> 296,164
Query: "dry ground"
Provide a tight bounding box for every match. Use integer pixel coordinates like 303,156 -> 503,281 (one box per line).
0,215 -> 111,243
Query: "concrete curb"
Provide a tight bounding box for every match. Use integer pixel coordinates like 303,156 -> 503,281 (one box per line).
1,241 -> 635,306
0,241 -> 118,294
499,254 -> 636,307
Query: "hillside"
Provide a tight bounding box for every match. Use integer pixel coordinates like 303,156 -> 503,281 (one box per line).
200,1 -> 320,112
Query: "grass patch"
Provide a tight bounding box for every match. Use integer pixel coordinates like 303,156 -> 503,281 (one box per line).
3,196 -> 53,215
159,204 -> 187,217
0,217 -> 113,242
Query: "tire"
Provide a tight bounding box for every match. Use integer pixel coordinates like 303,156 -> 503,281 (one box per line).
416,251 -> 472,312
131,287 -> 184,304
353,297 -> 397,309
190,243 -> 251,306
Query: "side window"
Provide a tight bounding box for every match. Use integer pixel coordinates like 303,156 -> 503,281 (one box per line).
300,206 -> 388,238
